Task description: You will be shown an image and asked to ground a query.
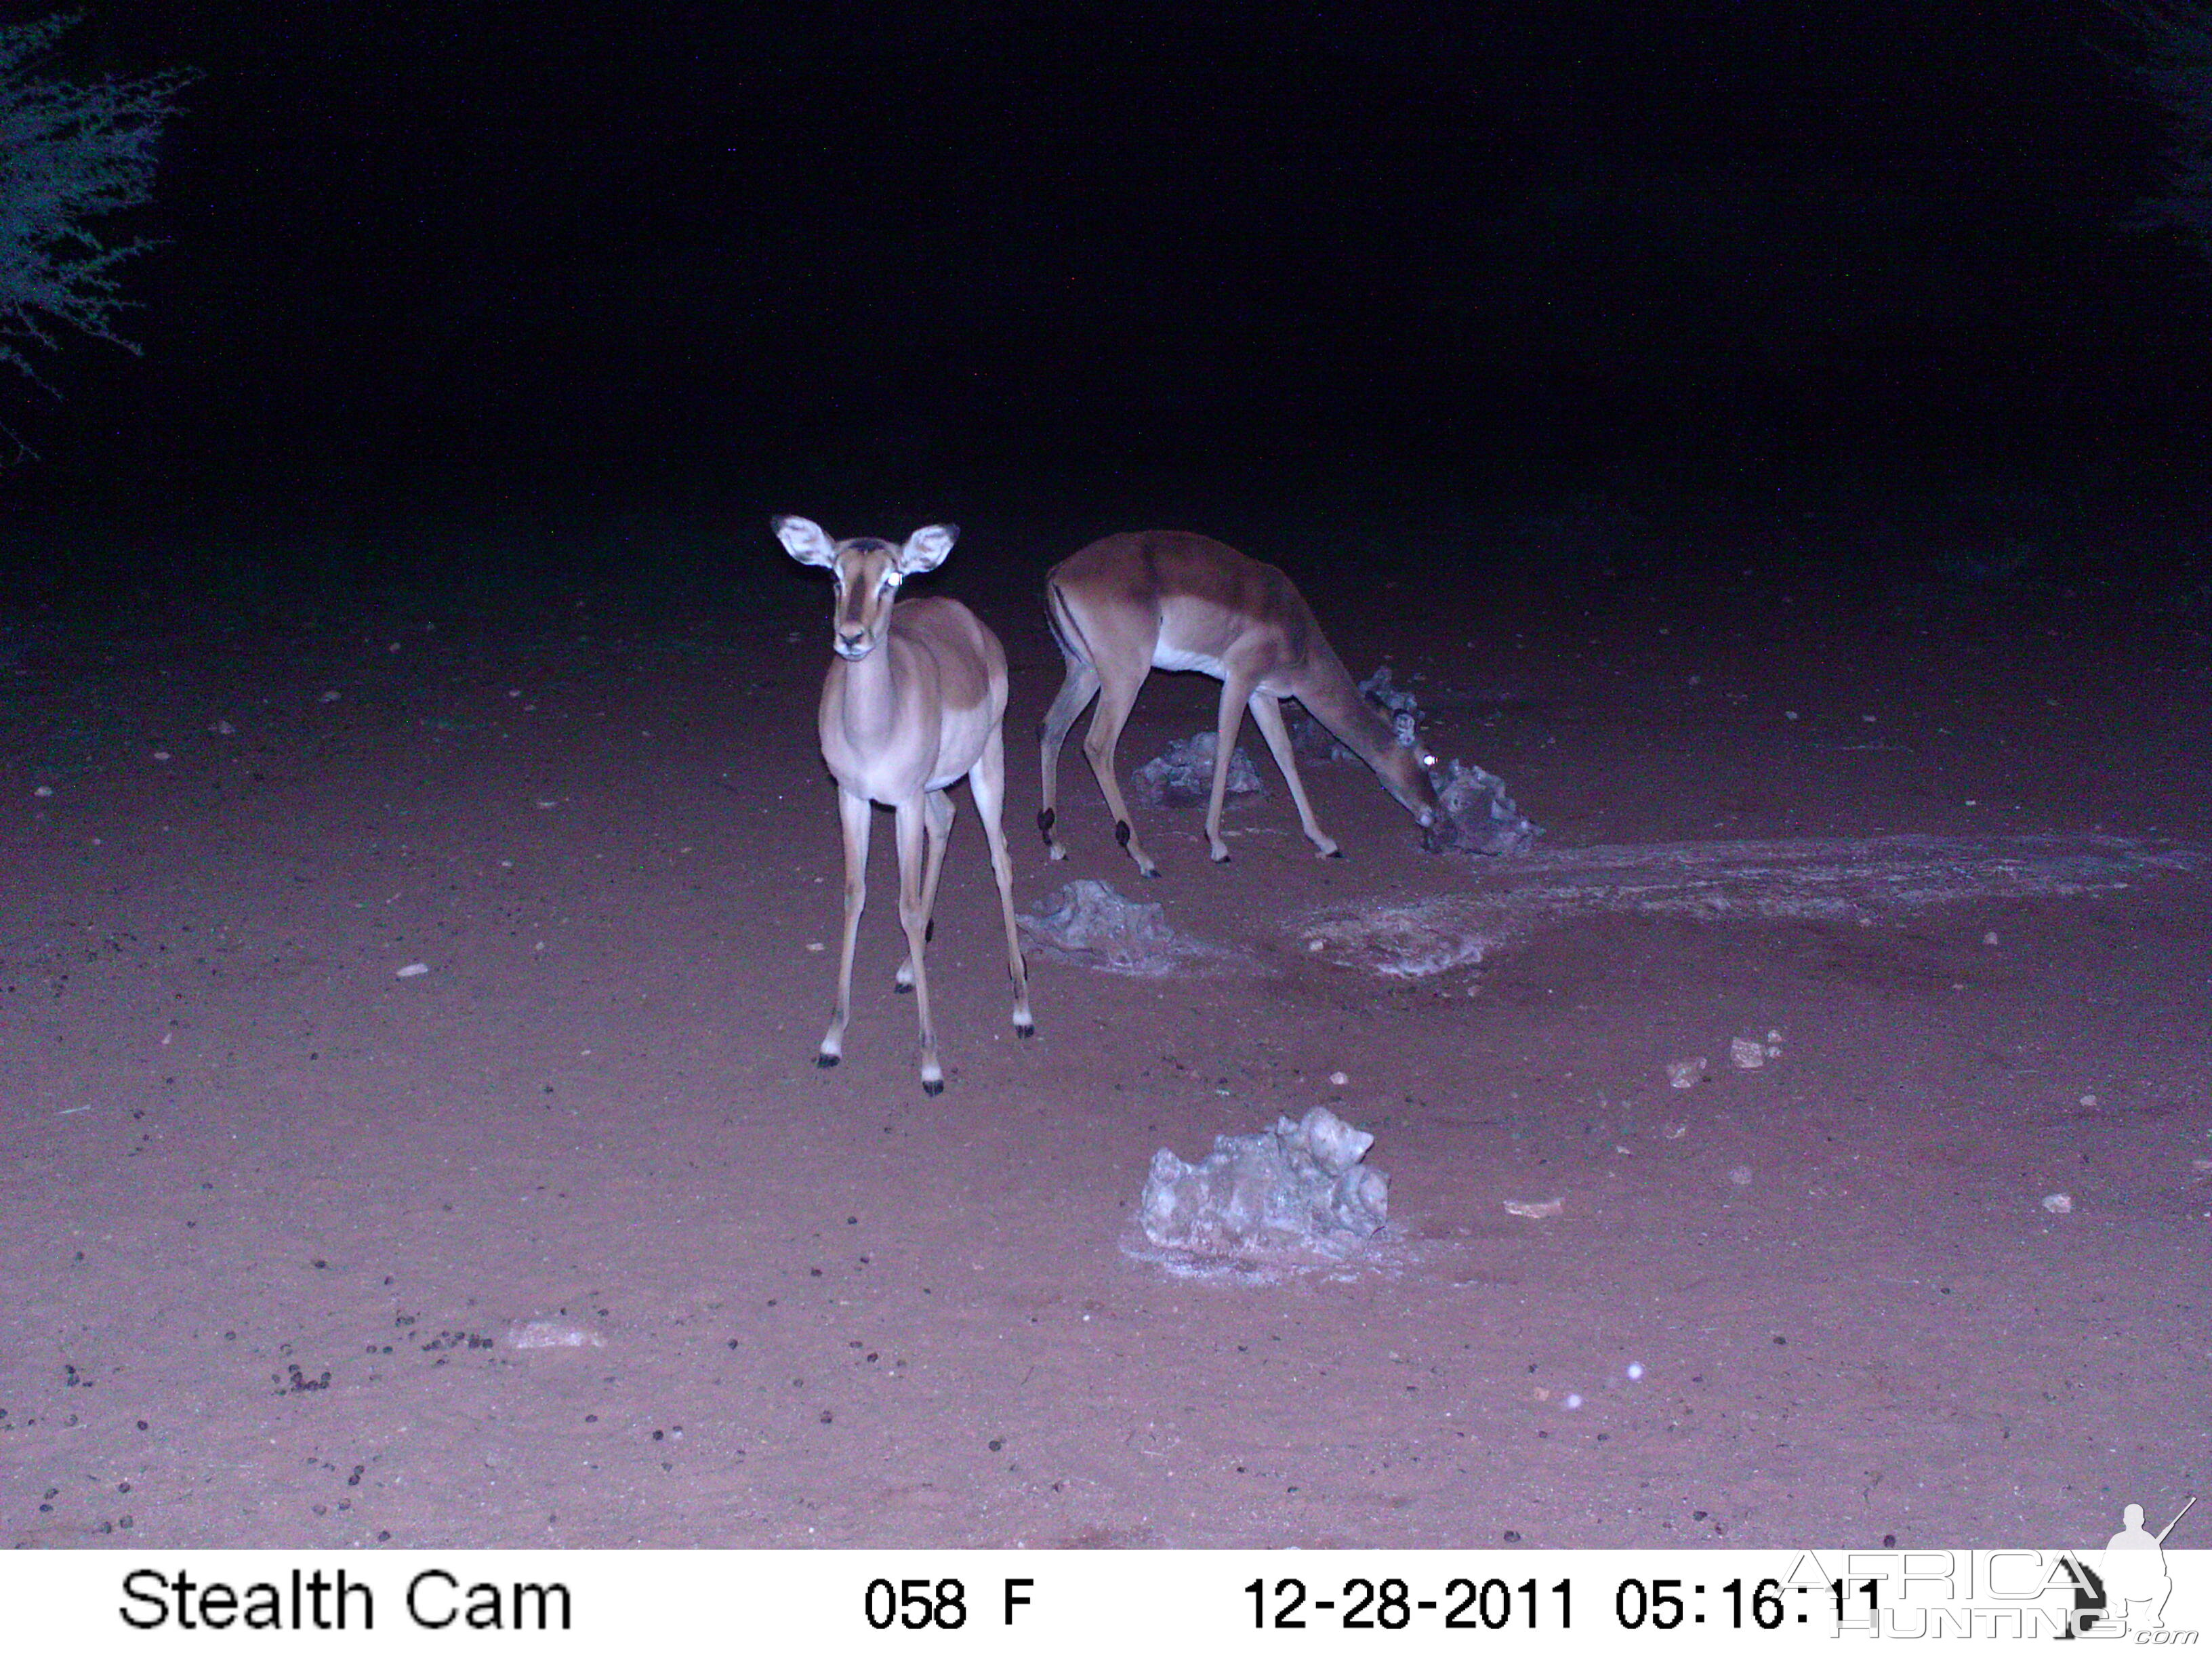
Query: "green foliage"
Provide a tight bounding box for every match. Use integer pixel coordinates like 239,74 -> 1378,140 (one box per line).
0,10 -> 196,389
2116,1 -> 2212,260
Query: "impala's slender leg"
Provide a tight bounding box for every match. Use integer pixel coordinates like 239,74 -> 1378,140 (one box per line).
890,796 -> 943,1095
895,788 -> 956,993
1080,670 -> 1160,878
1247,689 -> 1341,859
819,785 -> 873,1068
1036,656 -> 1100,862
1202,668 -> 1263,862
968,720 -> 1033,1036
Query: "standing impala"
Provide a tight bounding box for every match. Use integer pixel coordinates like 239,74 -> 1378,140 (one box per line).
775,515 -> 1032,1096
1038,531 -> 1444,877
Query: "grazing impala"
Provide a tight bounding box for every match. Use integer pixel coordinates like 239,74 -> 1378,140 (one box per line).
775,515 -> 1032,1096
1038,531 -> 1444,877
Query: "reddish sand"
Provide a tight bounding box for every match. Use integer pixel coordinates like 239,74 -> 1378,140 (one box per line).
3,537 -> 2206,1549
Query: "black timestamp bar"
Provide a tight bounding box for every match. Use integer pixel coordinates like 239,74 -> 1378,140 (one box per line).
1248,1574 -> 1573,1631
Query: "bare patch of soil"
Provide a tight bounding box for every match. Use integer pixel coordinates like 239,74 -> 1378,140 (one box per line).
2,545 -> 2207,1550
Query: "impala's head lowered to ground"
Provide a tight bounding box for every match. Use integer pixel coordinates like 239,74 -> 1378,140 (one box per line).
1037,530 -> 1470,876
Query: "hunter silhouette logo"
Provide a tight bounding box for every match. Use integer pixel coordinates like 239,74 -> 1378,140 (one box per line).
2100,1496 -> 2194,1634
2062,1496 -> 2196,1638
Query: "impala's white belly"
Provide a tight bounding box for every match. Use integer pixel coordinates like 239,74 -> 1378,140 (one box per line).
1153,644 -> 1227,677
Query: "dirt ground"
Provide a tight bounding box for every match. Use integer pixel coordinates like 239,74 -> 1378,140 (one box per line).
3,510 -> 2207,1551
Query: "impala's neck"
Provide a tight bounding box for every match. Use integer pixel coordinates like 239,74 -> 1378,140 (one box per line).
1294,646 -> 1393,764
1293,647 -> 1439,824
833,626 -> 907,746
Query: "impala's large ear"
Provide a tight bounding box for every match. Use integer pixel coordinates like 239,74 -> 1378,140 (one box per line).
773,514 -> 838,568
898,523 -> 958,575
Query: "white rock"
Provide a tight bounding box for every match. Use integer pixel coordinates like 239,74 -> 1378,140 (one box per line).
510,1320 -> 605,1349
1504,1197 -> 1563,1219
1666,1057 -> 1708,1089
1140,1105 -> 1389,1253
2041,1193 -> 2073,1214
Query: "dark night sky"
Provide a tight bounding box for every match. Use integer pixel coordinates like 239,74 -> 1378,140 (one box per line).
23,2 -> 2212,491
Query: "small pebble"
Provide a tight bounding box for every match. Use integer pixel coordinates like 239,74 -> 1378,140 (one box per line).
2042,1193 -> 2072,1214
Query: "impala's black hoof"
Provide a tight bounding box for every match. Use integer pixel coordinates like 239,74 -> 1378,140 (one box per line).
1037,806 -> 1056,837
922,1078 -> 944,1098
1327,848 -> 1345,859
1114,820 -> 1132,848
1016,1021 -> 1036,1040
894,981 -> 913,994
815,1053 -> 839,1069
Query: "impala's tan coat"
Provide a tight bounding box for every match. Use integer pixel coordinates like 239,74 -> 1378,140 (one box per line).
775,516 -> 1031,1095
1038,531 -> 1443,876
